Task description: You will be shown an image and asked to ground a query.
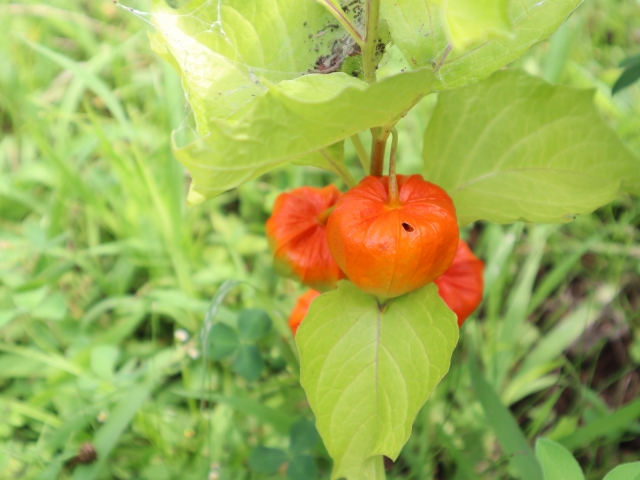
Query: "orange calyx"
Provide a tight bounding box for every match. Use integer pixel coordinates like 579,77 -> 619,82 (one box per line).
266,185 -> 345,292
434,239 -> 484,327
288,289 -> 321,336
327,174 -> 459,299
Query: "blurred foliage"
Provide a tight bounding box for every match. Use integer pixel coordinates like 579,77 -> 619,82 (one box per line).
0,0 -> 639,479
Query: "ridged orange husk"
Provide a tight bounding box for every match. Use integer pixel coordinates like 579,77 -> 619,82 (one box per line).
288,289 -> 321,336
266,185 -> 345,292
434,239 -> 484,327
327,174 -> 459,299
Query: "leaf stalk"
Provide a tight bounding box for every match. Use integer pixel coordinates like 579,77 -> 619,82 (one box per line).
320,149 -> 357,188
388,127 -> 399,204
351,133 -> 370,172
315,0 -> 364,46
362,0 -> 381,84
370,126 -> 390,176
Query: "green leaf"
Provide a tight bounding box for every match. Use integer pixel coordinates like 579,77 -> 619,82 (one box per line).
287,455 -> 319,480
71,377 -> 157,480
297,281 -> 458,480
150,0 -> 440,201
90,345 -> 120,381
612,62 -> 640,95
620,54 -> 640,68
381,0 -> 581,88
21,38 -> 129,128
423,70 -> 640,226
603,463 -> 640,480
174,69 -> 437,204
557,396 -> 640,450
444,0 -> 512,48
468,352 -> 543,480
237,309 -> 272,342
289,418 -> 320,456
535,438 -> 584,480
172,390 -> 295,434
248,446 -> 288,474
232,344 -> 265,382
32,291 -> 67,321
206,323 -> 240,360
149,0 -> 345,132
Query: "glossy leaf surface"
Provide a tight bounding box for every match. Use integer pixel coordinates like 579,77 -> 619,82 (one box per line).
297,281 -> 458,479
424,70 -> 640,225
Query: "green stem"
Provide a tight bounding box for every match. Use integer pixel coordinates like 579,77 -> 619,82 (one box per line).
370,126 -> 390,176
316,205 -> 335,225
350,133 -> 370,172
362,456 -> 386,480
362,0 -> 381,84
316,0 -> 364,46
388,128 -> 399,203
320,149 -> 357,188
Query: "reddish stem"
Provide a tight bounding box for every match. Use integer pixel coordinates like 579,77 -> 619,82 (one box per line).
370,127 -> 390,176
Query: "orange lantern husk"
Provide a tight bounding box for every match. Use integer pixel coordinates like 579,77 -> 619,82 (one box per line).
327,174 -> 459,299
288,289 -> 321,336
266,185 -> 345,292
434,239 -> 484,327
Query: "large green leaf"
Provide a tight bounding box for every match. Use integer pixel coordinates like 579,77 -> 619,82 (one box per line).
380,0 -> 581,87
150,0 -> 443,202
444,0 -> 512,48
297,281 -> 458,480
176,70 -> 437,204
423,70 -> 640,225
149,0 -> 346,132
535,438 -> 584,480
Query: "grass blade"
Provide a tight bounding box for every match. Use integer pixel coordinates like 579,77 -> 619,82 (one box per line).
20,38 -> 129,127
557,397 -> 640,450
469,351 -> 543,480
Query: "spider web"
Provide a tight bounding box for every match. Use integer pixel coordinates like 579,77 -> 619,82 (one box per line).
114,0 -> 560,204
117,0 -> 374,146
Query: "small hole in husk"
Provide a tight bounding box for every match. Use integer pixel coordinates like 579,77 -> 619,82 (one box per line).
402,223 -> 414,232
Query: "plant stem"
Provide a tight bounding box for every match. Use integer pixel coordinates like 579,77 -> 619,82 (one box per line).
351,133 -> 370,172
316,205 -> 335,225
316,0 -> 364,46
388,128 -> 399,203
370,126 -> 390,176
362,0 -> 381,84
320,149 -> 357,188
362,456 -> 386,480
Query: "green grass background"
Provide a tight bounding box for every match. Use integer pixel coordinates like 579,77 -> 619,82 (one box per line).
1,0 -> 640,478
